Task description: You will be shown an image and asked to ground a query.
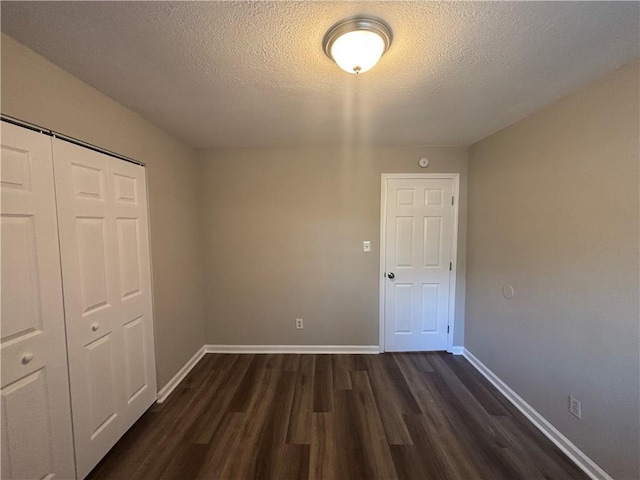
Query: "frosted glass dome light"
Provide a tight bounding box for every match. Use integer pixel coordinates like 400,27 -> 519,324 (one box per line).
323,17 -> 392,75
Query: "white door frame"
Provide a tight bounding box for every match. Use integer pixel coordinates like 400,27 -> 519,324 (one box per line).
379,173 -> 460,353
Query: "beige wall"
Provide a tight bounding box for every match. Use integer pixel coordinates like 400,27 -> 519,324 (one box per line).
466,62 -> 639,479
198,146 -> 468,347
1,34 -> 206,388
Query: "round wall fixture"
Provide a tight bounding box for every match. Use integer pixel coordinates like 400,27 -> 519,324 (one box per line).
502,284 -> 515,299
323,17 -> 393,74
419,158 -> 429,168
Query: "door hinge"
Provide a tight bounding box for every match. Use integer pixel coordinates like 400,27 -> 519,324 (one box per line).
451,196 -> 455,206
447,325 -> 450,334
449,262 -> 452,271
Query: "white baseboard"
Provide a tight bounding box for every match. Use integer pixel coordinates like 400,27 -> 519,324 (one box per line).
156,346 -> 206,403
448,346 -> 464,355
462,348 -> 612,480
205,344 -> 380,354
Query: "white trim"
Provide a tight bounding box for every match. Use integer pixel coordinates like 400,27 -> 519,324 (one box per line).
146,169 -> 161,402
462,348 -> 613,480
379,173 -> 461,353
379,175 -> 387,352
449,346 -> 464,355
156,346 -> 206,403
447,175 -> 460,353
205,345 -> 380,354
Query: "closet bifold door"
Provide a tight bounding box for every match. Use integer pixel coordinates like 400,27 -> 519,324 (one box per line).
52,139 -> 157,479
1,123 -> 76,479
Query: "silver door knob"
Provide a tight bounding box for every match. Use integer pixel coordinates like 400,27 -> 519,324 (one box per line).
91,323 -> 100,332
387,272 -> 395,279
21,353 -> 34,364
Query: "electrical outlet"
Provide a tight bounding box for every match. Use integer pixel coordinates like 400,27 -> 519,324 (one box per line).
568,395 -> 582,419
295,318 -> 304,329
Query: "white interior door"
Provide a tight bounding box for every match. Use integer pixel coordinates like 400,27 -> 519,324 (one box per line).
382,176 -> 457,352
52,139 -> 157,479
1,123 -> 76,479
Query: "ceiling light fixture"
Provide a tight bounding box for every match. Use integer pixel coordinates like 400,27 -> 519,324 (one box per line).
323,16 -> 392,74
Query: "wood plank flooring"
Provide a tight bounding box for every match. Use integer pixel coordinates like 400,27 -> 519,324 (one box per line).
88,352 -> 588,480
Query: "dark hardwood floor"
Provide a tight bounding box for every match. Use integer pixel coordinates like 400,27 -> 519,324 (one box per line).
88,352 -> 588,480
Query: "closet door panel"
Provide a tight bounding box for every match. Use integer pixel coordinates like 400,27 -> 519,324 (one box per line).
53,140 -> 124,479
0,123 -> 75,480
111,159 -> 157,418
53,139 -> 157,479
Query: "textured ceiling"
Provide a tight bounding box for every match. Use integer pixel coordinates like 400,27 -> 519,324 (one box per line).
1,1 -> 638,149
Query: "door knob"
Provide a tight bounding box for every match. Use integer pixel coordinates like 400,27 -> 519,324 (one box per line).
21,352 -> 34,364
91,323 -> 100,332
387,272 -> 395,279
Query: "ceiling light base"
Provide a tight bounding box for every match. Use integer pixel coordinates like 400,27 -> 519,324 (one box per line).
323,16 -> 393,74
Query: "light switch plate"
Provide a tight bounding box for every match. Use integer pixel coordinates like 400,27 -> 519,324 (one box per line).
569,395 -> 582,419
363,241 -> 371,252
